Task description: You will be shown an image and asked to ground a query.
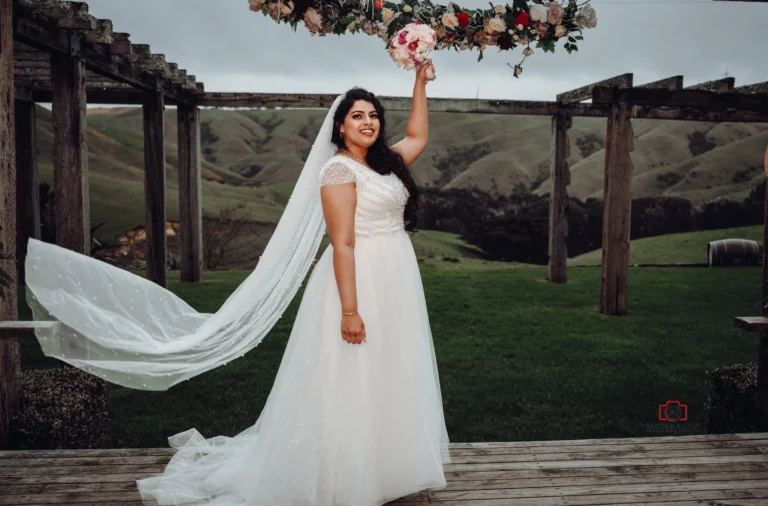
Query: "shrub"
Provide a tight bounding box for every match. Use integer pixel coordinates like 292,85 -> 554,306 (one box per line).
12,366 -> 109,449
704,362 -> 768,434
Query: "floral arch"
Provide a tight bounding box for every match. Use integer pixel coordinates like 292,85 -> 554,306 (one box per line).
248,0 -> 597,76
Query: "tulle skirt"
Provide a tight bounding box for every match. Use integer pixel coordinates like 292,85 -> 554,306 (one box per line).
136,228 -> 451,505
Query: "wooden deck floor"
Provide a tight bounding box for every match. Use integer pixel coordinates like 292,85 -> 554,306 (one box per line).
2,432 -> 768,505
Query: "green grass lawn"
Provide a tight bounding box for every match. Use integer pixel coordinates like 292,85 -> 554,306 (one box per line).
570,225 -> 764,266
17,261 -> 762,448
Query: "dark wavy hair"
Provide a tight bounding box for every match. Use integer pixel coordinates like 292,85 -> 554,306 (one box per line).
331,87 -> 421,233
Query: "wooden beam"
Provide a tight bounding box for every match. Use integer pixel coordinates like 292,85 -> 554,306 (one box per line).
0,321 -> 61,338
51,52 -> 90,255
109,32 -> 132,56
14,100 -> 39,286
177,105 -> 203,283
143,91 -> 167,288
548,109 -> 571,284
600,95 -> 635,316
761,152 -> 768,418
0,0 -> 20,452
686,78 -> 735,92
556,73 -> 633,104
13,12 -> 200,104
593,87 -> 768,112
637,75 -> 684,90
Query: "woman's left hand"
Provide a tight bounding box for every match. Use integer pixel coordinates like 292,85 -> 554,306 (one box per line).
416,59 -> 435,86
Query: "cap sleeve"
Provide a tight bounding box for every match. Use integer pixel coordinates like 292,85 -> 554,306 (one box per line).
319,161 -> 357,186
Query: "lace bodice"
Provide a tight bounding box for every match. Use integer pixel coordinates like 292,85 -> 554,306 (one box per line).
318,155 -> 410,237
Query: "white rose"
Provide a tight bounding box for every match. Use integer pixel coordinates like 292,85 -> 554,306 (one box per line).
529,4 -> 548,23
523,47 -> 533,56
441,12 -> 459,29
576,4 -> 597,29
513,34 -> 519,40
248,0 -> 265,12
516,23 -> 523,31
555,24 -> 567,37
403,5 -> 412,13
514,65 -> 523,77
382,8 -> 395,25
280,0 -> 294,15
507,28 -> 515,35
494,4 -> 504,14
487,17 -> 506,33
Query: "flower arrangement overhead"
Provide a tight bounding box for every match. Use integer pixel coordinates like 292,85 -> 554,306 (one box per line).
248,0 -> 597,77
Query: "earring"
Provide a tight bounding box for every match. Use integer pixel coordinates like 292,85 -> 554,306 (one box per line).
341,132 -> 345,137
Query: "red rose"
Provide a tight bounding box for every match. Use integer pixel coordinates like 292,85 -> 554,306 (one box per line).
408,40 -> 418,51
374,0 -> 382,8
514,11 -> 530,27
456,12 -> 470,27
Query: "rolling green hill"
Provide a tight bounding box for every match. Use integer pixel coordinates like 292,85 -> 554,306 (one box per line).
569,225 -> 763,266
31,106 -> 768,243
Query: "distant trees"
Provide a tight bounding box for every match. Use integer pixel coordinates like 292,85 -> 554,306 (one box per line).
202,203 -> 254,270
417,181 -> 765,264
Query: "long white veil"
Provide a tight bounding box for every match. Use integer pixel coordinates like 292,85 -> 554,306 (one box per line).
24,94 -> 344,391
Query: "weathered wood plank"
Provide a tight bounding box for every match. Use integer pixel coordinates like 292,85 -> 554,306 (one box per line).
686,77 -> 735,92
0,472 -> 158,485
593,87 -> 768,111
637,75 -> 684,90
600,96 -> 634,315
13,14 -> 199,104
400,488 -> 768,505
415,480 -> 768,503
556,73 -> 634,104
177,105 -> 203,283
51,53 -> 90,254
450,432 -> 768,448
445,446 -> 767,465
735,316 -> 768,332
548,109 -> 571,284
109,32 -> 132,56
14,100 -> 39,286
442,461 -> 768,481
438,470 -> 768,491
0,448 -> 174,459
448,439 -> 768,457
0,455 -> 172,468
0,0 -> 20,454
0,464 -> 166,477
0,321 -> 60,339
143,91 -> 167,288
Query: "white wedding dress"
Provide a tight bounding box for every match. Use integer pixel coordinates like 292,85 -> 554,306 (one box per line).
134,154 -> 452,505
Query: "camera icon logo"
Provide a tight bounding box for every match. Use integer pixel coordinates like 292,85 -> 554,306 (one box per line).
658,400 -> 688,422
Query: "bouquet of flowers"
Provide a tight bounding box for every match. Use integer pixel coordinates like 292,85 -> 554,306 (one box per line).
388,21 -> 436,80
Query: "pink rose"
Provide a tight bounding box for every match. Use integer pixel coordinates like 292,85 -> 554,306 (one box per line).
547,2 -> 564,25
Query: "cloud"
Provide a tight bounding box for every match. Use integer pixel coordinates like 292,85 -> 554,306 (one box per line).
85,0 -> 768,100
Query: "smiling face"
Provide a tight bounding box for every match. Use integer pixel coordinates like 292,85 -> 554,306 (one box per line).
339,100 -> 380,150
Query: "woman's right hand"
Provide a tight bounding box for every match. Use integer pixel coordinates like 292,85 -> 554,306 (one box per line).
341,313 -> 366,344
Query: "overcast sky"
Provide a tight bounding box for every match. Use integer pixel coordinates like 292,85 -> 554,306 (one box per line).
84,0 -> 767,101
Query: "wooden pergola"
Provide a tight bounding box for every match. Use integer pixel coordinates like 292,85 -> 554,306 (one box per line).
3,0 -> 768,447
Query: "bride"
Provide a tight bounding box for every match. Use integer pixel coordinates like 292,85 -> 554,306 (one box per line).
24,60 -> 449,505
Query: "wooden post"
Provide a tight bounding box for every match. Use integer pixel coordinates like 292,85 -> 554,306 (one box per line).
15,100 -> 40,286
548,109 -> 572,284
177,105 -> 203,283
0,0 -> 21,451
143,91 -> 167,287
600,95 -> 635,315
758,149 -> 768,418
51,48 -> 90,255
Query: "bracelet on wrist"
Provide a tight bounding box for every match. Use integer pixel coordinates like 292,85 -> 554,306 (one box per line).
342,310 -> 358,316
